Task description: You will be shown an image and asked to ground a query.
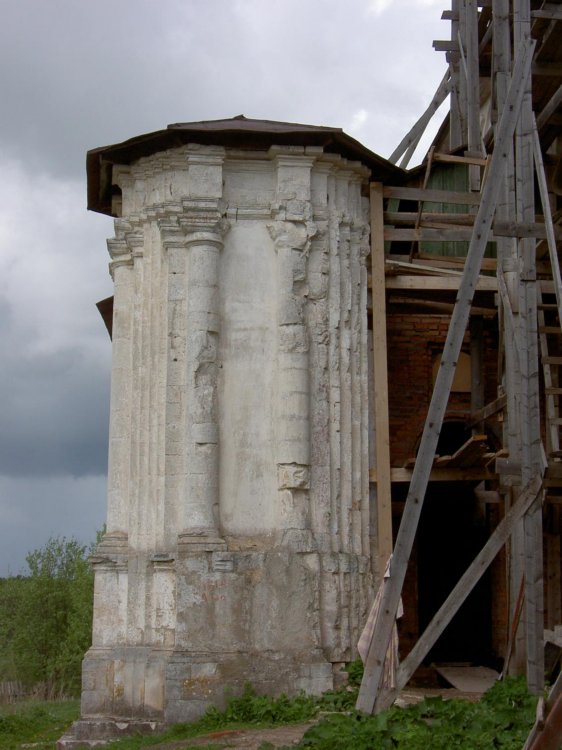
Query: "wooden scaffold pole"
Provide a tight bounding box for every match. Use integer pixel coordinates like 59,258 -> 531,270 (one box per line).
357,38 -> 535,715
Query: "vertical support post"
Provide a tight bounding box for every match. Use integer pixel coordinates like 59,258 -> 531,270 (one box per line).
493,0 -> 527,675
514,0 -> 545,695
356,40 -> 534,715
470,316 -> 485,433
370,182 -> 392,577
466,0 -> 483,189
450,0 -> 465,149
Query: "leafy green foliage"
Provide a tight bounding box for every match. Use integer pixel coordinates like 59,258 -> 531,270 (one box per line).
343,658 -> 364,687
0,535 -> 96,697
0,677 -> 535,750
0,699 -> 79,750
290,676 -> 536,750
199,683 -> 319,729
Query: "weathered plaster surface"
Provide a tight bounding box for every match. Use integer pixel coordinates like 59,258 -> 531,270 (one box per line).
60,142 -> 373,747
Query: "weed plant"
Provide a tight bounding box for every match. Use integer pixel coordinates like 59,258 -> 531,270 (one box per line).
0,675 -> 536,750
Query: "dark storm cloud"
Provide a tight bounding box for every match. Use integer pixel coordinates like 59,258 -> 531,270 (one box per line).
0,329 -> 110,478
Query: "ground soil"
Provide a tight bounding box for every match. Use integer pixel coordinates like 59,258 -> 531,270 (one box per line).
154,721 -> 316,749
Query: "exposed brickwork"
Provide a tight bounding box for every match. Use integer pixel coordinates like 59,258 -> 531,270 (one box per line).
386,312 -> 499,465
384,310 -> 505,664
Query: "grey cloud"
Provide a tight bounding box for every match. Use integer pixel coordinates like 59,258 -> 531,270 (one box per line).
0,302 -> 110,478
0,0 -> 445,179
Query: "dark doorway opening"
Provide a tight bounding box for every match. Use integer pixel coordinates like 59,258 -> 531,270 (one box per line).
417,420 -> 492,665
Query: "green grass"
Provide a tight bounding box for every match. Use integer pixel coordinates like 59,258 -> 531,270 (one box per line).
0,676 -> 537,750
0,699 -> 79,750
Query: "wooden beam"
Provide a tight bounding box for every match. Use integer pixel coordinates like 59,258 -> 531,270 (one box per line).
537,82 -> 562,131
376,474 -> 543,712
385,275 -> 497,291
384,223 -> 561,242
531,7 -> 562,21
356,39 -> 535,716
383,186 -> 481,205
371,182 -> 393,577
532,62 -> 562,77
389,71 -> 451,168
388,295 -> 496,317
433,152 -> 488,166
471,317 -> 485,431
469,393 -> 507,425
466,0 -> 484,189
369,466 -> 496,483
433,40 -> 460,52
546,533 -> 561,629
515,0 -> 544,695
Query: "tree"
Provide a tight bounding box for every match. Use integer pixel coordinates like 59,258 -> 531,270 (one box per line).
0,535 -> 96,697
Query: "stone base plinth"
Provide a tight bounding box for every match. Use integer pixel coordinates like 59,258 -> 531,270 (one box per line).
57,719 -> 165,749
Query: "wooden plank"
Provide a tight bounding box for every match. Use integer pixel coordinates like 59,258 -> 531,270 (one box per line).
474,489 -> 501,503
515,0 -> 544,696
466,0 -> 483,190
433,40 -> 460,52
389,71 -> 451,168
433,152 -> 488,166
531,8 -> 562,21
446,434 -> 488,467
546,534 -> 561,629
356,39 -> 535,716
533,120 -> 562,330
384,211 -> 475,226
417,252 -> 497,271
383,185 -> 481,205
387,296 -> 496,318
494,221 -> 562,240
383,215 -> 561,240
386,223 -> 558,242
522,669 -> 562,750
532,62 -> 562,77
374,474 -> 544,712
385,258 -> 464,277
385,227 -> 475,242
385,275 -> 498,291
539,326 -> 562,334
371,183 -> 393,577
537,82 -> 562,131
469,393 -> 507,425
369,467 -> 496,483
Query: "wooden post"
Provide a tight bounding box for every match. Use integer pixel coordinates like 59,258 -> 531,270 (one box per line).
388,72 -> 451,167
515,0 -> 545,695
371,183 -> 393,577
466,0 -> 483,190
470,316 -> 485,434
356,40 -> 535,715
373,474 -> 543,711
494,0 -> 526,677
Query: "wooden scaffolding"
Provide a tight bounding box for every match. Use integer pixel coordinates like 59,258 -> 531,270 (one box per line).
361,0 -> 562,714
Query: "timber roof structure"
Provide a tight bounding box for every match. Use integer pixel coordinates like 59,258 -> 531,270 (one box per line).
86,115 -> 403,215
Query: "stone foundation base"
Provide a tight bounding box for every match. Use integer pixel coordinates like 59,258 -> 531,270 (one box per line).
59,648 -> 333,748
60,547 -> 371,747
57,719 -> 165,749
165,650 -> 333,723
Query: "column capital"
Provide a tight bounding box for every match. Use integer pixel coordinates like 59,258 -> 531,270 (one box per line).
179,209 -> 230,248
267,218 -> 316,253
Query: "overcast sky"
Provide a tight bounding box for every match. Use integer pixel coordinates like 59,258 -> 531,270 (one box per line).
0,0 -> 447,575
